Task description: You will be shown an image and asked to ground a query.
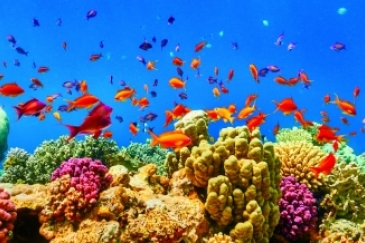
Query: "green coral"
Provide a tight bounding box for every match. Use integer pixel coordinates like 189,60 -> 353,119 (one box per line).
275,127 -> 312,143
0,147 -> 29,184
0,107 -> 10,162
120,139 -> 168,175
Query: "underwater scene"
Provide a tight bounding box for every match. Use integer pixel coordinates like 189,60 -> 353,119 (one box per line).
0,0 -> 364,242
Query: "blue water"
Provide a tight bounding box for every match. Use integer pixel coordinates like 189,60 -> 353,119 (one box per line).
0,0 -> 364,156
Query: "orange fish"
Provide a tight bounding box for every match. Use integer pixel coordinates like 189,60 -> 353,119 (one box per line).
246,111 -> 267,131
30,78 -> 44,88
309,153 -> 336,178
237,103 -> 256,120
38,113 -> 46,121
138,97 -> 150,110
274,76 -> 288,85
298,70 -> 313,85
114,87 -> 136,101
62,41 -> 67,51
287,77 -> 301,86
323,94 -> 331,104
205,109 -> 220,121
65,93 -> 99,111
190,58 -> 201,69
332,93 -> 356,116
332,141 -> 339,152
45,105 -> 52,113
245,94 -> 258,107
249,64 -> 259,83
227,104 -> 236,114
13,98 -> 47,120
227,69 -> 234,81
273,97 -> 298,115
147,60 -> 158,70
212,87 -> 220,97
90,53 -> 102,61
215,107 -> 234,124
80,80 -> 88,94
38,66 -> 50,73
172,57 -> 185,66
164,110 -> 174,127
169,77 -> 186,89
129,122 -> 139,136
102,130 -> 113,139
194,41 -> 207,52
148,129 -> 192,151
0,82 -> 24,97
293,110 -> 313,128
172,104 -> 190,119
64,115 -> 111,141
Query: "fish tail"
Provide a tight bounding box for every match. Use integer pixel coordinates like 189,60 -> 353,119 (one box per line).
308,166 -> 320,178
13,106 -> 23,120
337,135 -> 348,143
64,125 -> 79,142
147,129 -> 159,147
64,99 -> 75,111
272,100 -> 280,113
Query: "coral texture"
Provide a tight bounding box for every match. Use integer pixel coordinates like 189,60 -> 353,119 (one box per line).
275,127 -> 312,144
0,186 -> 17,243
275,141 -> 326,191
0,148 -> 30,184
0,107 -> 9,162
276,176 -> 318,242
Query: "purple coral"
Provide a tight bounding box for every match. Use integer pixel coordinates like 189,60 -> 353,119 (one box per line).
276,176 -> 318,242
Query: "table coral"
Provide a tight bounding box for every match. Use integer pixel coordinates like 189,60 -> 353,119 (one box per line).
0,186 -> 17,243
275,176 -> 318,242
275,141 -> 326,191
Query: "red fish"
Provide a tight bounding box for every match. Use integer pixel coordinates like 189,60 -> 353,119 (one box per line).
13,98 -> 47,120
90,53 -> 102,61
246,112 -> 267,131
129,122 -> 139,136
323,94 -> 330,104
227,69 -> 234,81
38,66 -> 49,73
172,57 -> 184,66
309,153 -> 336,178
293,110 -> 313,128
245,94 -> 258,107
314,124 -> 346,144
0,82 -> 24,97
88,102 -> 113,117
273,97 -> 298,115
64,115 -> 111,141
249,64 -> 259,83
332,93 -> 356,116
194,41 -> 207,52
148,129 -> 192,151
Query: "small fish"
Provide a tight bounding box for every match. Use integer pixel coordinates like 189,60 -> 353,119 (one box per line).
194,41 -> 207,52
176,67 -> 183,77
56,18 -> 62,26
0,82 -> 24,97
129,122 -> 139,136
152,79 -> 158,87
161,39 -> 168,50
190,58 -> 201,69
258,68 -> 269,77
7,35 -> 16,46
136,56 -> 146,65
324,94 -> 331,104
249,64 -> 260,83
147,60 -> 158,70
110,75 -> 113,84
167,16 -> 175,25
353,86 -> 360,103
273,122 -> 280,135
139,40 -> 152,51
287,42 -> 296,51
120,80 -> 127,86
13,98 -> 47,120
90,53 -> 102,61
332,93 -> 356,116
143,112 -> 158,121
15,47 -> 28,56
178,92 -> 188,99
172,57 -> 184,66
148,129 -> 192,151
267,65 -> 281,73
33,18 -> 40,27
150,91 -> 157,97
14,59 -> 20,67
340,117 -> 349,125
102,131 -> 113,139
175,43 -> 180,52
227,69 -> 234,81
207,76 -> 218,84
46,93 -> 62,103
152,37 -> 156,43
58,105 -> 74,112
53,111 -> 62,121
38,66 -> 49,73
231,42 -> 239,50
274,32 -> 284,46
86,10 -> 97,20
330,42 -> 346,51
62,41 -> 67,51
32,62 -> 36,69
309,153 -> 336,178
2,62 -> 7,68
115,115 -> 123,123
30,78 -> 44,88
99,41 -> 104,48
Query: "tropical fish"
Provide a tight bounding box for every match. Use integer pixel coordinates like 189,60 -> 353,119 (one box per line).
88,102 -> 113,117
13,98 -> 47,120
64,115 -> 111,141
65,93 -> 99,111
274,32 -> 284,46
330,42 -> 346,51
273,97 -> 298,115
169,77 -> 186,89
332,93 -> 356,116
86,10 -> 97,20
309,153 -> 336,178
167,16 -> 175,25
0,83 -> 24,97
194,41 -> 207,52
38,66 -> 49,73
114,87 -> 136,101
148,130 -> 192,151
249,64 -> 259,83
90,53 -> 102,61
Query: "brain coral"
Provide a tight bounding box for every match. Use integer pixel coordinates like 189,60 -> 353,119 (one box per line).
275,141 -> 326,191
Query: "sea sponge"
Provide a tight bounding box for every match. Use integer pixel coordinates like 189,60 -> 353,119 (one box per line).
0,186 -> 17,243
275,127 -> 312,143
0,148 -> 30,184
275,141 -> 326,191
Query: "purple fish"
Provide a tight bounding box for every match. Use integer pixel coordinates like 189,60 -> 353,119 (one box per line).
29,84 -> 39,90
287,42 -> 296,51
120,80 -> 127,86
195,69 -> 202,78
175,43 -> 180,52
267,65 -> 281,73
207,76 -> 217,84
56,18 -> 62,26
152,37 -> 156,43
58,105 -> 75,112
167,16 -> 175,25
152,79 -> 158,87
15,47 -> 28,56
136,56 -> 146,65
33,18 -> 40,27
115,115 -> 123,123
258,68 -> 269,77
62,80 -> 78,88
7,35 -> 16,46
274,32 -> 284,46
176,67 -> 183,77
231,42 -> 239,50
161,39 -> 168,50
330,42 -> 346,52
32,62 -> 36,69
86,10 -> 97,20
178,92 -> 188,100
139,40 -> 152,51
150,91 -> 157,97
99,41 -> 104,48
143,112 -> 158,121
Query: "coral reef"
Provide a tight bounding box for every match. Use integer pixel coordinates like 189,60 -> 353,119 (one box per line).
0,186 -> 17,243
0,107 -> 10,162
120,139 -> 168,175
320,219 -> 365,243
275,127 -> 312,144
40,158 -> 112,223
0,148 -> 30,184
206,232 -> 234,243
275,176 -> 318,242
321,142 -> 365,168
275,141 -> 326,191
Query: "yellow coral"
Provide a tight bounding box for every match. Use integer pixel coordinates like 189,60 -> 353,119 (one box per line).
207,232 -> 234,243
275,141 -> 326,191
275,127 -> 312,143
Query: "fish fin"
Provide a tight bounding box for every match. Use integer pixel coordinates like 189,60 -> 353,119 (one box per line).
147,130 -> 159,147
308,166 -> 320,178
272,100 -> 280,113
93,130 -> 102,139
13,106 -> 23,120
337,135 -> 348,143
229,117 -> 235,124
64,125 -> 79,142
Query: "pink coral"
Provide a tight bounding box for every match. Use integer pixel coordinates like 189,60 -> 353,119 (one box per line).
48,157 -> 112,222
0,187 -> 17,243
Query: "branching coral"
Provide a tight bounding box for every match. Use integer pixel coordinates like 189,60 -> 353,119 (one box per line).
275,127 -> 312,143
0,148 -> 30,184
275,141 -> 326,191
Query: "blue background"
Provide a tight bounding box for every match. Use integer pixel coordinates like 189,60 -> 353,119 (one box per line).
0,0 -> 364,157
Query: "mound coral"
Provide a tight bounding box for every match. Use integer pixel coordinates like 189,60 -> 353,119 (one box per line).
275,176 -> 318,242
0,186 -> 17,243
275,127 -> 312,144
275,141 -> 326,191
40,158 -> 112,223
